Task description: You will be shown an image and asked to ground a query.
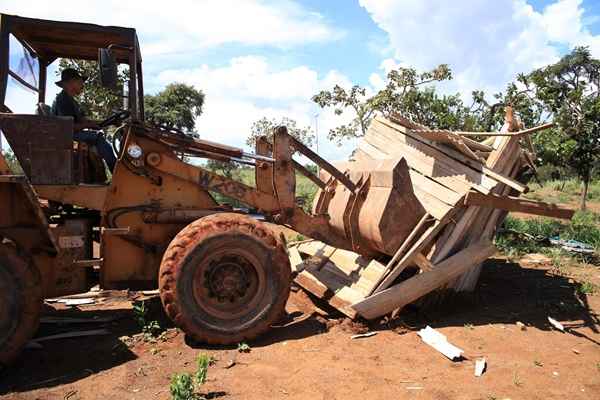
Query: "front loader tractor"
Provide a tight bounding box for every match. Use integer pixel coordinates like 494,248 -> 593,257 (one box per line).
1,14 -> 409,366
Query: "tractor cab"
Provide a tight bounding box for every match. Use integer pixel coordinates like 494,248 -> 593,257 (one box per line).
0,13 -> 143,185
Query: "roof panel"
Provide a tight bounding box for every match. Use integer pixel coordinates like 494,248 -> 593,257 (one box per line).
2,13 -> 139,62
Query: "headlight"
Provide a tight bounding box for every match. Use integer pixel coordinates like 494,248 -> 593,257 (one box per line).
127,144 -> 143,159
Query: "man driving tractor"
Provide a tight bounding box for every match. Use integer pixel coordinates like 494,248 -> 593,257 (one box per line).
52,68 -> 117,172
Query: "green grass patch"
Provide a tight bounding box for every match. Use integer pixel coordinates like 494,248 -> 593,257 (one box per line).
526,178 -> 600,203
208,166 -> 319,212
497,212 -> 600,259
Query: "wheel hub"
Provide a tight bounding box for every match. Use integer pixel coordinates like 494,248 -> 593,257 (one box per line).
205,256 -> 251,302
192,250 -> 263,320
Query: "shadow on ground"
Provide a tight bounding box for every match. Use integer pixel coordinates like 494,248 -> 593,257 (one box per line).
385,258 -> 600,345
0,307 -> 140,395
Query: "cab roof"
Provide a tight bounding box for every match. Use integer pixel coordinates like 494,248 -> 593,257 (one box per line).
1,13 -> 140,63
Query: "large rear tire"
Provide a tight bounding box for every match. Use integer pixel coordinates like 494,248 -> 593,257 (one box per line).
159,213 -> 291,344
0,245 -> 42,367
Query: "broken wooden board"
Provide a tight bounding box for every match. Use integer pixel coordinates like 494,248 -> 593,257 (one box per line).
412,129 -> 486,162
353,241 -> 496,319
372,208 -> 458,294
293,240 -> 387,296
290,240 -> 389,318
464,191 -> 575,220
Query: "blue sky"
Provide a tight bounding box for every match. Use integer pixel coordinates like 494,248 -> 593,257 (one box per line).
3,0 -> 600,160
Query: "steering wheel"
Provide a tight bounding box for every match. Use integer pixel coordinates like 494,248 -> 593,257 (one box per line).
98,110 -> 131,128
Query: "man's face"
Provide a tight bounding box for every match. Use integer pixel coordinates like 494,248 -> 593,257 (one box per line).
65,78 -> 84,96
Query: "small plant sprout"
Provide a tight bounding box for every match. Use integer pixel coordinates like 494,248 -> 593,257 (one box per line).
195,354 -> 214,385
237,342 -> 251,353
578,282 -> 597,295
170,373 -> 195,400
132,300 -> 163,340
513,372 -> 523,387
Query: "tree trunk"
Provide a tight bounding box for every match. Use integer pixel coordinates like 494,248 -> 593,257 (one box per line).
580,178 -> 589,211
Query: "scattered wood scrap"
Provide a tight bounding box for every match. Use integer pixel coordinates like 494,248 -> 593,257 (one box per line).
32,328 -> 111,342
474,358 -> 487,376
548,316 -> 565,332
417,326 -> 463,360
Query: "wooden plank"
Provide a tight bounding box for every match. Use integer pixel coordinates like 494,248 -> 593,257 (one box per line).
294,270 -> 360,319
382,119 -> 528,194
366,212 -> 431,294
288,246 -> 304,273
411,185 -> 454,220
413,253 -> 434,272
366,120 -> 496,194
389,113 -> 493,152
296,240 -> 338,260
359,135 -> 477,196
457,122 -> 554,137
430,206 -> 480,264
352,241 -> 496,319
373,209 -> 458,293
293,240 -> 386,298
373,118 -> 499,191
464,192 -> 575,220
413,130 -> 485,162
408,170 -> 462,205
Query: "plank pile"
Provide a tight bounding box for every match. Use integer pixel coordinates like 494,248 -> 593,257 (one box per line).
289,107 -> 573,320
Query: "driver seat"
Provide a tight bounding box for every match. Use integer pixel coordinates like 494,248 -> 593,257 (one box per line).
36,103 -> 108,184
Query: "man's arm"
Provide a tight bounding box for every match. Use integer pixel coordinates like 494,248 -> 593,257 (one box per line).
74,118 -> 100,131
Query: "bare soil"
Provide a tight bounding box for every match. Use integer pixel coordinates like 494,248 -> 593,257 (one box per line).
1,254 -> 599,400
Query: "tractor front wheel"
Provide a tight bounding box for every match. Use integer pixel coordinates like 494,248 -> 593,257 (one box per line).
0,244 -> 42,367
159,213 -> 291,344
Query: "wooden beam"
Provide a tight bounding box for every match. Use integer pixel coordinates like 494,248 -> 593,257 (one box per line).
352,241 -> 496,319
464,191 -> 575,220
372,209 -> 458,294
367,212 -> 431,295
410,122 -> 554,138
413,253 -> 434,272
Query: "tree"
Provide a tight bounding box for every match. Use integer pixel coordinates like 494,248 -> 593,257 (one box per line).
246,117 -> 314,148
58,61 -> 205,134
144,83 -> 205,132
57,59 -> 128,119
470,81 -> 545,132
522,47 -> 600,210
312,64 -> 456,144
204,159 -> 240,179
0,150 -> 23,174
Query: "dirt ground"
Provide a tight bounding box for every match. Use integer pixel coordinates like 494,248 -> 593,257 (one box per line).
1,255 -> 600,400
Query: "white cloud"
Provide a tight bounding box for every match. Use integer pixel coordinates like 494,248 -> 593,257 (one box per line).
360,0 -> 600,97
1,0 -> 342,55
154,56 -> 355,161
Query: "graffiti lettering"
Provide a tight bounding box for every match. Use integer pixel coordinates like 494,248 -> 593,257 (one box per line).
198,170 -> 248,199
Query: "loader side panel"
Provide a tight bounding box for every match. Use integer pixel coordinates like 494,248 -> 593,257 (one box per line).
100,131 -> 218,289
